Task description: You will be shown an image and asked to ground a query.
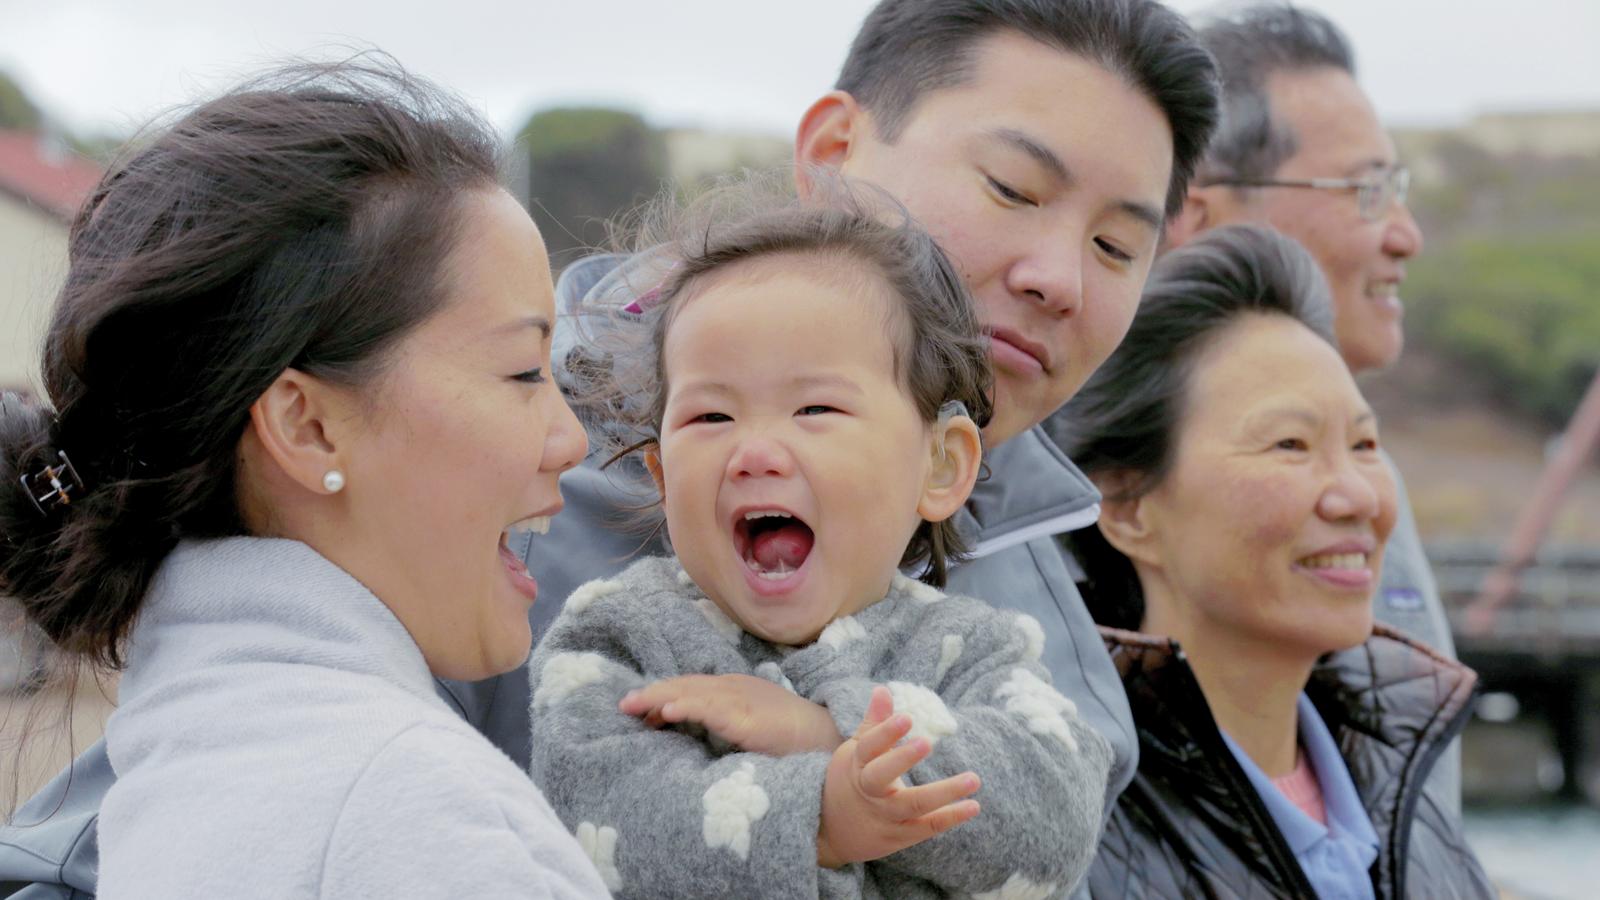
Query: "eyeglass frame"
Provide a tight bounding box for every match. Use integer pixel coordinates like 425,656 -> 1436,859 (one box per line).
1198,165 -> 1411,223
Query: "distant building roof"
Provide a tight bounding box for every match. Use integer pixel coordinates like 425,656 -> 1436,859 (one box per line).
0,130 -> 102,222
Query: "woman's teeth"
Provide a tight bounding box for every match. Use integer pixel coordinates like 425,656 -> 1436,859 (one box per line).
507,515 -> 552,536
1300,552 -> 1367,570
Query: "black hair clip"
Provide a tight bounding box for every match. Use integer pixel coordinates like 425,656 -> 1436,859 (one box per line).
21,450 -> 86,518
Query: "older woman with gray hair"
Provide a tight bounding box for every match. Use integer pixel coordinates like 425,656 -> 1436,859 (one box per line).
1047,225 -> 1490,898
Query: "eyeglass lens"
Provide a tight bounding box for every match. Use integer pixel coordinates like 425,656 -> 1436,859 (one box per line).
1359,168 -> 1410,221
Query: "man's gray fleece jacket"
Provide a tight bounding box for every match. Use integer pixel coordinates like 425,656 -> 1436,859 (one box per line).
529,558 -> 1114,899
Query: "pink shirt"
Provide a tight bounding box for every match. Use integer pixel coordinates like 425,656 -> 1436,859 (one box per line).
1272,750 -> 1328,826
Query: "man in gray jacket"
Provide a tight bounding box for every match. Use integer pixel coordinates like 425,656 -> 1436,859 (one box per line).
1162,3 -> 1461,810
0,1 -> 1218,895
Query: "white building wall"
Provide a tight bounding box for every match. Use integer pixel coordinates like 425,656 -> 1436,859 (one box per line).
0,197 -> 68,395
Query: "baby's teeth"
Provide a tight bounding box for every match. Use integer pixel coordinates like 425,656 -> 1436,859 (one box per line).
743,555 -> 795,580
508,515 -> 552,536
757,561 -> 795,580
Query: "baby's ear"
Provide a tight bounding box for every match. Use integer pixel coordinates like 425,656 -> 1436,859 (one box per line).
643,446 -> 667,510
916,414 -> 981,523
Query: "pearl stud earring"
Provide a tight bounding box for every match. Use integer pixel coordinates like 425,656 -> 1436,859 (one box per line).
322,470 -> 346,493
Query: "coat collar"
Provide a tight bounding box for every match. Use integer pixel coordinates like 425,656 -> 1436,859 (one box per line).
124,537 -> 439,708
953,425 -> 1101,563
1101,624 -> 1478,896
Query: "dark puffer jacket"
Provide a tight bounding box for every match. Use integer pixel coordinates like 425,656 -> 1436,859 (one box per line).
1088,625 -> 1493,899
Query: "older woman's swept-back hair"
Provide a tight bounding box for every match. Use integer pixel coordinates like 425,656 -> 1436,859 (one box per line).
1045,224 -> 1335,628
564,171 -> 994,587
0,58 -> 501,672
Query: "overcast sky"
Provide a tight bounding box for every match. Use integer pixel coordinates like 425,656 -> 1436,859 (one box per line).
3,0 -> 1597,141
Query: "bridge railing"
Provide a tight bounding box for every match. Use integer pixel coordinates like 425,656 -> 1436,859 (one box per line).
1427,540 -> 1600,654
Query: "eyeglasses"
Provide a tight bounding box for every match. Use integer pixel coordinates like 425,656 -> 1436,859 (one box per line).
1200,166 -> 1411,223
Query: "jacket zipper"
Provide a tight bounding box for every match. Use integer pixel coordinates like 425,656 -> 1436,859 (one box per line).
1380,679 -> 1481,897
1173,649 -> 1321,899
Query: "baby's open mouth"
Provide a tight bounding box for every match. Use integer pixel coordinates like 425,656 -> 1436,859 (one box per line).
733,510 -> 815,581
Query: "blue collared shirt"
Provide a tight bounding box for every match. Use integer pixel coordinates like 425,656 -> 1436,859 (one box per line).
1221,694 -> 1380,900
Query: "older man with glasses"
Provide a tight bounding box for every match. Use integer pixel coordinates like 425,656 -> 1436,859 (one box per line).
1164,2 -> 1459,812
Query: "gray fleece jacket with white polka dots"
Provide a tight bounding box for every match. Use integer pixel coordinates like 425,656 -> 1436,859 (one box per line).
527,555 -> 1113,900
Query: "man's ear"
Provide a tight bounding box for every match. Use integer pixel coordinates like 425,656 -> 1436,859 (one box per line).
1091,471 -> 1162,568
247,368 -> 351,496
794,91 -> 866,194
643,447 -> 667,511
1163,186 -> 1212,250
916,415 -> 982,524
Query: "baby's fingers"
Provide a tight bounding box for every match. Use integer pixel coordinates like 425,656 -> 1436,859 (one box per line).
618,683 -> 676,717
858,735 -> 931,795
853,712 -> 913,769
897,797 -> 981,846
852,685 -> 896,737
886,771 -> 981,822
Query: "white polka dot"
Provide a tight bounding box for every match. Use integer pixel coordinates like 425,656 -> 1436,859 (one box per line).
993,667 -> 1080,752
894,573 -> 946,604
818,615 -> 867,650
934,634 -> 965,683
533,652 -> 609,709
575,822 -> 623,891
755,661 -> 796,693
694,597 -> 744,645
564,578 -> 623,616
701,761 -> 770,860
1013,614 -> 1046,663
887,681 -> 959,746
972,872 -> 1059,900
819,611 -> 870,646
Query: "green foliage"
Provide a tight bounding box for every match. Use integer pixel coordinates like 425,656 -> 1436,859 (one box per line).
0,70 -> 42,130
1401,140 -> 1600,426
515,107 -> 667,270
1405,232 -> 1600,424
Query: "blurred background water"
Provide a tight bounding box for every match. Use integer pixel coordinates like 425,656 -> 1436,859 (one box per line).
1464,804 -> 1600,899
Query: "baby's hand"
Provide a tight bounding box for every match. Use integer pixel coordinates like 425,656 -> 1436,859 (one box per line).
619,673 -> 843,755
816,686 -> 981,868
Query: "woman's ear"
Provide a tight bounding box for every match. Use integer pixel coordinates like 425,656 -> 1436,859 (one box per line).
642,447 -> 667,511
246,368 -> 351,496
916,414 -> 982,524
1092,471 -> 1161,568
794,90 -> 865,193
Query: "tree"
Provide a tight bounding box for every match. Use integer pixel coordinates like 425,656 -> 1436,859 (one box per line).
0,70 -> 42,130
514,107 -> 667,272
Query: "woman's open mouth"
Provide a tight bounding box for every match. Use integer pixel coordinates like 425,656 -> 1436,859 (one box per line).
732,508 -> 815,593
499,515 -> 551,602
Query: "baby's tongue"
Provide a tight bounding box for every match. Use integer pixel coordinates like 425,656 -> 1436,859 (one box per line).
752,523 -> 814,571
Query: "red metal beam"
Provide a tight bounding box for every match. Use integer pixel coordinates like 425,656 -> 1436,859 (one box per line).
1467,367 -> 1600,634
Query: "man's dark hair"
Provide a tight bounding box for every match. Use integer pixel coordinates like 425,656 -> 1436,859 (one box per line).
1195,3 -> 1355,180
835,0 -> 1220,216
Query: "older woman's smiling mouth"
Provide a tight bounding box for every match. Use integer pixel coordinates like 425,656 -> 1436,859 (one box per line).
1293,540 -> 1377,589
